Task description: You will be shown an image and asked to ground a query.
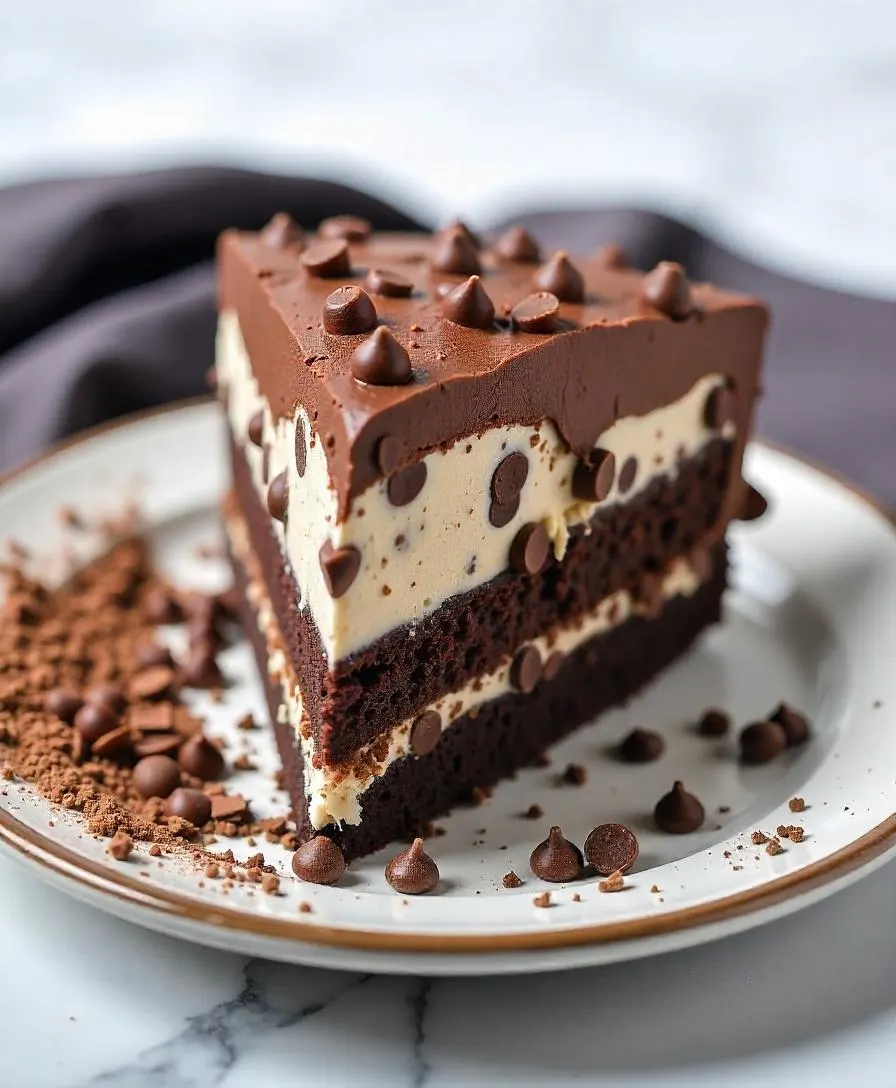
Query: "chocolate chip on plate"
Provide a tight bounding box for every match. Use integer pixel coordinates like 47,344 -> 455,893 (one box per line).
178,735 -> 226,781
132,754 -> 181,799
654,781 -> 705,834
584,822 -> 640,875
739,719 -> 787,764
164,787 -> 212,826
292,835 -> 347,885
529,826 -> 584,883
618,727 -> 665,763
385,837 -> 440,894
769,702 -> 811,746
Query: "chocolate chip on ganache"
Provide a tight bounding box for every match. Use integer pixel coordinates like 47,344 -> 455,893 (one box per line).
445,218 -> 483,250
292,835 -> 346,885
385,837 -> 440,895
322,285 -> 378,335
572,448 -> 615,502
542,651 -> 565,681
133,754 -> 181,800
495,225 -> 541,263
638,261 -> 692,319
430,226 -> 482,276
164,787 -> 211,826
386,461 -> 427,507
319,539 -> 361,599
364,268 -> 414,298
409,710 -> 442,756
350,327 -> 412,386
267,471 -> 289,522
318,215 -> 371,242
739,483 -> 768,522
533,251 -> 585,304
260,212 -> 304,250
703,383 -> 736,430
619,727 -> 665,763
654,781 -> 705,834
510,292 -> 560,333
491,451 -> 529,506
440,275 -> 495,329
247,410 -> 264,448
300,238 -> 351,279
739,719 -> 788,764
769,702 -> 811,747
295,417 -> 307,477
178,735 -> 226,780
530,826 -> 584,883
510,522 -> 550,575
617,456 -> 638,494
584,822 -> 640,875
510,646 -> 542,694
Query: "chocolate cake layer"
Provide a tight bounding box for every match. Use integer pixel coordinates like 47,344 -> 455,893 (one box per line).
230,436 -> 731,763
231,539 -> 727,861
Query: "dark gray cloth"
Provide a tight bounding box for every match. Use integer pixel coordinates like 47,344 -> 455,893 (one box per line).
1,167 -> 893,503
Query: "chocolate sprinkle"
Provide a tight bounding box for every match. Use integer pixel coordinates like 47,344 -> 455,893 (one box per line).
542,651 -> 564,682
300,238 -> 351,278
318,214 -> 371,242
509,522 -> 550,575
350,327 -> 412,386
529,826 -> 584,883
364,267 -> 414,298
430,226 -> 481,276
322,285 -> 378,336
292,835 -> 346,885
261,212 -> 304,250
247,410 -> 264,448
319,540 -> 361,599
440,275 -> 495,329
132,754 -> 181,800
510,646 -> 542,694
533,251 -> 585,304
386,462 -> 427,507
617,456 -> 638,494
739,719 -> 788,764
266,471 -> 289,522
639,261 -> 692,319
770,702 -> 811,746
654,781 -> 705,834
618,727 -> 665,763
295,417 -> 307,477
495,225 -> 541,263
385,837 -> 439,895
409,711 -> 442,757
571,448 -> 615,502
491,451 -> 529,505
510,291 -> 560,334
164,787 -> 211,826
584,822 -> 640,875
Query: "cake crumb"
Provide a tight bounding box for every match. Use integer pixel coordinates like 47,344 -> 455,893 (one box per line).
108,831 -> 133,861
598,870 -> 625,893
262,873 -> 280,896
560,762 -> 587,787
204,862 -> 220,879
766,839 -> 784,856
521,803 -> 544,820
533,891 -> 552,908
148,843 -> 162,858
298,901 -> 313,914
776,824 -> 789,838
789,797 -> 806,813
649,884 -> 661,894
751,830 -> 769,845
571,892 -> 582,903
502,871 -> 524,889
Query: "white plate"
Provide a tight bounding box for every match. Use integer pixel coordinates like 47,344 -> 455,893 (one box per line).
1,400 -> 895,976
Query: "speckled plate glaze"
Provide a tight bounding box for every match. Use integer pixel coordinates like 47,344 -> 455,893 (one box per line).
1,401 -> 895,976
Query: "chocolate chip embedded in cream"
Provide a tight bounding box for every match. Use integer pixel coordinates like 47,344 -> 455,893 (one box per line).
584,822 -> 640,875
295,417 -> 307,477
386,461 -> 427,507
510,646 -> 542,694
510,292 -> 560,334
385,837 -> 439,894
639,261 -> 692,319
618,455 -> 638,494
703,383 -> 736,430
491,451 -> 529,506
73,702 -> 118,745
178,735 -> 226,780
542,651 -> 564,682
619,727 -> 665,763
739,719 -> 788,764
364,267 -> 414,298
488,494 -> 520,529
533,251 -> 585,304
323,285 -> 378,335
654,781 -> 705,834
319,539 -> 361,599
572,448 -> 615,502
495,225 -> 541,263
509,522 -> 550,575
409,710 -> 442,756
529,826 -> 584,883
267,471 -> 289,522
247,410 -> 264,448
292,835 -> 346,885
300,238 -> 351,279
350,327 -> 412,386
261,212 -> 304,250
318,214 -> 371,242
769,702 -> 811,746
165,787 -> 212,826
133,754 -> 181,799
430,226 -> 482,276
44,687 -> 83,725
440,275 -> 495,329
375,434 -> 401,475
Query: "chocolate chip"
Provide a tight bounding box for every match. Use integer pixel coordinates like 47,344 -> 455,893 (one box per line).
654,781 -> 705,834
364,267 -> 414,298
210,794 -> 248,821
318,215 -> 371,242
133,754 -> 181,799
74,702 -> 118,745
595,242 -> 627,268
572,448 -> 615,502
375,435 -> 401,475
178,735 -> 226,780
300,238 -> 351,278
770,702 -> 811,747
128,666 -> 176,702
319,540 -> 361,598
739,483 -> 768,522
409,711 -> 442,756
638,261 -> 691,319
584,822 -> 640,875
703,384 -> 736,430
510,646 -> 542,693
181,645 -> 223,689
510,292 -> 560,333
261,212 -> 304,250
739,719 -> 788,764
129,703 -> 175,732
495,225 -> 540,263
488,494 -> 520,528
440,275 -> 495,329
529,826 -> 584,883
350,327 -> 412,386
542,651 -> 564,681
165,787 -> 211,826
430,226 -> 481,276
618,456 -> 638,494
446,218 -> 483,249
502,871 -> 524,888
85,681 -> 126,713
292,835 -> 346,885
491,451 -> 529,505
323,285 -> 378,335
133,733 -> 181,759
619,727 -> 665,763
697,708 -> 730,737
295,417 -> 307,477
385,837 -> 439,894
509,522 -> 550,574
533,251 -> 585,303
247,410 -> 265,448
267,471 -> 289,522
134,641 -> 174,670
386,462 -> 427,507
44,687 -> 83,725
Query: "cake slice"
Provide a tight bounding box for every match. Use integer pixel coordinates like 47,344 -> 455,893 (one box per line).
216,215 -> 768,860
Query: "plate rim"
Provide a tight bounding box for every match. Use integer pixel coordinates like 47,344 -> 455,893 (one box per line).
1,398 -> 895,957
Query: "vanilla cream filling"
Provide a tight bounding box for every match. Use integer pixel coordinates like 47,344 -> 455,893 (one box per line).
218,312 -> 732,664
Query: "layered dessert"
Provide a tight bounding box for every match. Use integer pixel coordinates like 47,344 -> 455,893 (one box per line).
216,215 -> 768,859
